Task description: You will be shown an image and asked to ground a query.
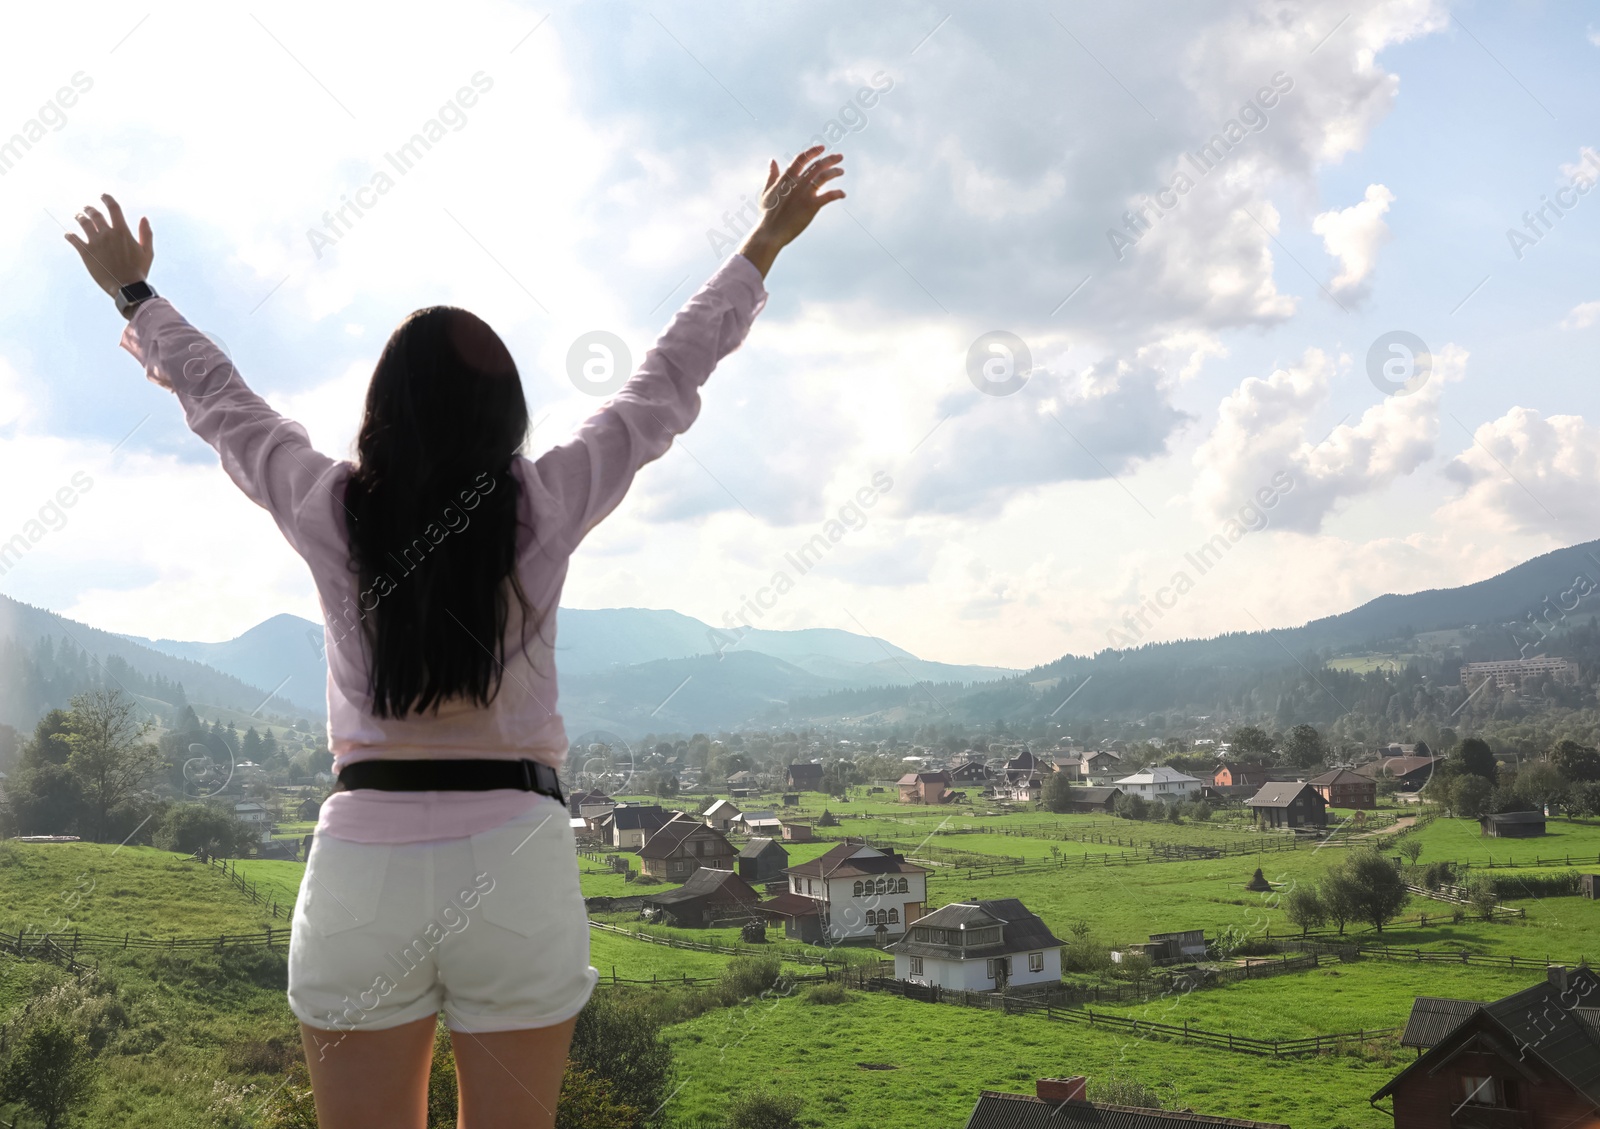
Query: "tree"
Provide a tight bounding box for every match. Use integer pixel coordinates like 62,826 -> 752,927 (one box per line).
1550,740 -> 1600,783
152,804 -> 254,857
1572,781 -> 1600,818
1514,762 -> 1569,814
1450,775 -> 1494,819
1041,772 -> 1075,813
1398,839 -> 1423,867
1454,737 -> 1498,783
1326,848 -> 1409,934
0,1018 -> 95,1129
65,689 -> 158,842
1285,884 -> 1326,936
1118,950 -> 1154,986
1282,724 -> 1327,769
1227,726 -> 1275,764
1465,875 -> 1499,922
1113,793 -> 1147,821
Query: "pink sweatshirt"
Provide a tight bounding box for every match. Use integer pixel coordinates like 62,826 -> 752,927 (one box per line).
120,253 -> 768,843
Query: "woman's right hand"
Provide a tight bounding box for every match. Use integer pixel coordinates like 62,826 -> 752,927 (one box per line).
739,145 -> 845,278
64,193 -> 155,308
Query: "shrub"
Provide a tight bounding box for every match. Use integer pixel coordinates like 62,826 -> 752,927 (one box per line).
1421,860 -> 1458,890
1484,870 -> 1581,899
726,1087 -> 804,1129
1087,1074 -> 1171,1108
558,1064 -> 643,1129
568,989 -> 673,1120
223,1035 -> 300,1076
719,956 -> 783,1002
806,980 -> 850,1005
21,975 -> 127,1056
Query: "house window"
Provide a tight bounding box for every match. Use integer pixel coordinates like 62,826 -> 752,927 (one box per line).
897,877 -> 909,893
866,909 -> 878,926
1460,1077 -> 1498,1106
912,928 -> 929,942
986,957 -> 1010,980
1028,952 -> 1044,973
909,956 -> 923,976
853,880 -> 863,896
793,877 -> 802,893
889,909 -> 899,924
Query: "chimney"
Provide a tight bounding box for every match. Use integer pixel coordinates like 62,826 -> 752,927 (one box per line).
1548,965 -> 1569,993
1036,1077 -> 1088,1103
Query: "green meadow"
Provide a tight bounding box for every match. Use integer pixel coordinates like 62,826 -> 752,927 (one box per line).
2,803 -> 1592,1128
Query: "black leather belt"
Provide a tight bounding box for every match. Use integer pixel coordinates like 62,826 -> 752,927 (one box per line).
334,758 -> 566,805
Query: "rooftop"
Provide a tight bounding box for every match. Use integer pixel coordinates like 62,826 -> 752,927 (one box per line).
1245,781 -> 1318,808
964,1091 -> 1289,1129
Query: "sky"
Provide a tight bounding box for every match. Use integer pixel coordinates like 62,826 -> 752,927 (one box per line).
2,0 -> 1600,672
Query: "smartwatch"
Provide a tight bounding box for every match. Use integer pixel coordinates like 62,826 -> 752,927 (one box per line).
115,280 -> 158,317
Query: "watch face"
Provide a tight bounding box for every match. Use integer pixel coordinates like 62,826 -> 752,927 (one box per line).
121,281 -> 155,300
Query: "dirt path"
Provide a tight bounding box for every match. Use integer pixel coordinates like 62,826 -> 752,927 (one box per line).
1353,814 -> 1415,840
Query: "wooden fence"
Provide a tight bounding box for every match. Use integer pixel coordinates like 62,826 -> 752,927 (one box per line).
858,976 -> 1399,1056
587,919 -> 863,968
1267,936 -> 1585,970
1,925 -> 287,957
1403,883 -> 1526,920
191,851 -> 293,920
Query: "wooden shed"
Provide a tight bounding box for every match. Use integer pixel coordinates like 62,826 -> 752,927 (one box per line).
1478,810 -> 1546,838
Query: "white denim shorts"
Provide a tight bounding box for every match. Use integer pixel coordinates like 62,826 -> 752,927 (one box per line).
287,797 -> 597,1036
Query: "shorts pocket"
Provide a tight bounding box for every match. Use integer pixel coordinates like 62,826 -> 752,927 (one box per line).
301,835 -> 391,937
467,801 -> 577,939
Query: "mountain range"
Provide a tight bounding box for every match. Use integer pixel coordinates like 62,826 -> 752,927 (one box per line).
3,536 -> 1596,736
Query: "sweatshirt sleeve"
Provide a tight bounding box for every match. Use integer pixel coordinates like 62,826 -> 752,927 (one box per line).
119,298 -> 341,559
524,252 -> 768,555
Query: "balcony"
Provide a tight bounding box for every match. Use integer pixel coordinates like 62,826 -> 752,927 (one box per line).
1451,1105 -> 1527,1129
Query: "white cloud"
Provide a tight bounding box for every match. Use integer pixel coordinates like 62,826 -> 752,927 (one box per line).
1191,343 -> 1467,532
1440,408 -> 1600,541
901,351 -> 1194,516
1313,183 -> 1394,303
1560,300 -> 1600,330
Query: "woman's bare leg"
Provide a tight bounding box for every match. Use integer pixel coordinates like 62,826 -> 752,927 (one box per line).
298,1015 -> 436,1129
449,1015 -> 578,1129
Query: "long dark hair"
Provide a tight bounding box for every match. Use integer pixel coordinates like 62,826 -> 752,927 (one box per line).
343,306 -> 535,718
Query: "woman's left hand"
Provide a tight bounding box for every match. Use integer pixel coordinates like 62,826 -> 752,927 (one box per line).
64,193 -> 154,299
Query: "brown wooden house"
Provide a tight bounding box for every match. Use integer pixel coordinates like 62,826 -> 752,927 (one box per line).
637,815 -> 736,880
1062,785 -> 1121,813
1374,966 -> 1600,1128
640,868 -> 761,928
1309,768 -> 1377,810
785,763 -> 824,791
1245,781 -> 1327,829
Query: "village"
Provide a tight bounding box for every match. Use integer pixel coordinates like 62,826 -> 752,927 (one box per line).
517,724 -> 1600,1129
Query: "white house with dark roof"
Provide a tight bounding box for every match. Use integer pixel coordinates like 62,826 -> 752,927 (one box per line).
760,841 -> 927,943
889,899 -> 1065,991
